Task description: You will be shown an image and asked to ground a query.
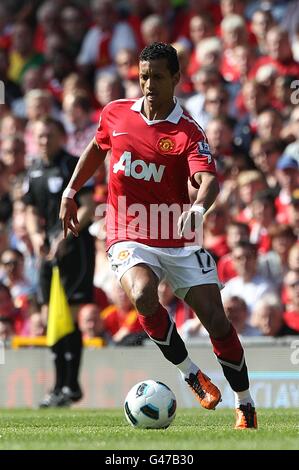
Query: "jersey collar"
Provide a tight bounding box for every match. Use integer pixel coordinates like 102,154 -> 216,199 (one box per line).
131,97 -> 183,124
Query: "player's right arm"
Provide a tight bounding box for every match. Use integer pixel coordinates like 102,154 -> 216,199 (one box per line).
59,138 -> 106,238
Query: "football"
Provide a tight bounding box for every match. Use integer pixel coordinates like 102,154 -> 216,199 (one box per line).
124,380 -> 177,429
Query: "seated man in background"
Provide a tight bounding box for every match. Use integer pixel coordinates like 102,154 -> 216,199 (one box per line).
251,294 -> 298,337
100,279 -> 146,346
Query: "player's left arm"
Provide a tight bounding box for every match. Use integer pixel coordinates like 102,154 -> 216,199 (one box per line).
178,125 -> 219,237
192,171 -> 220,212
178,171 -> 219,237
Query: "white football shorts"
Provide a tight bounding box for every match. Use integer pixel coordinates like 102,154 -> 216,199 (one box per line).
107,241 -> 223,299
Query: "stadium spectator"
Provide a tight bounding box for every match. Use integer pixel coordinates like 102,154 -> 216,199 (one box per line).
250,9 -> 275,56
77,0 -> 137,76
259,224 -> 297,287
0,283 -> 14,318
140,14 -> 168,46
91,217 -> 115,302
217,221 -> 250,283
147,0 -> 184,43
222,241 -> 275,317
234,80 -> 270,153
195,85 -> 230,130
115,48 -> 139,82
220,0 -> 245,18
235,170 -> 267,223
249,138 -> 283,192
220,14 -> 248,83
8,22 -> 44,84
283,106 -> 299,164
28,312 -> 46,337
203,203 -> 230,261
223,296 -> 261,337
171,42 -> 193,100
288,243 -> 299,272
282,270 -> 299,333
0,248 -> 34,301
0,114 -> 25,141
193,36 -> 222,76
158,280 -> 195,330
0,222 -> 9,257
281,0 -> 299,40
62,72 -> 93,105
0,161 -> 13,224
176,0 -> 221,42
0,282 -> 21,334
249,26 -> 299,79
10,199 -> 39,293
23,89 -> 54,161
230,45 -> 256,85
34,1 -> 61,54
256,108 -> 283,142
23,117 -> 95,408
275,154 -> 299,225
0,47 -> 21,107
0,135 -> 26,178
43,47 -> 75,104
62,91 -> 97,157
0,318 -> 13,345
184,65 -> 222,125
188,13 -> 215,49
100,279 -> 145,345
274,75 -> 298,121
183,13 -> 215,76
60,43 -> 257,428
93,72 -> 124,123
78,303 -> 105,340
249,190 -> 277,253
0,3 -> 11,51
252,294 -> 298,337
205,116 -> 235,175
60,3 -> 87,59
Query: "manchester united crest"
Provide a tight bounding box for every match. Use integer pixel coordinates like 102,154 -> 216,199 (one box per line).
158,137 -> 175,153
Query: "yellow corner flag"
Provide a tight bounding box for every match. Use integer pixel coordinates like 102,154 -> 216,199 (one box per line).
47,266 -> 74,346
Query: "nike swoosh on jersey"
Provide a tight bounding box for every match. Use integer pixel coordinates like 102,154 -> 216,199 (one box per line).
112,130 -> 128,137
202,268 -> 214,274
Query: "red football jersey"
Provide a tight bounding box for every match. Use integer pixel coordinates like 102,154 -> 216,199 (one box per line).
95,98 -> 217,249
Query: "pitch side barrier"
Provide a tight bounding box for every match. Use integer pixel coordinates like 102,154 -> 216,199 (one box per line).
0,337 -> 298,408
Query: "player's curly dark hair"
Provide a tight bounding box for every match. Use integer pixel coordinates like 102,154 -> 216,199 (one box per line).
139,42 -> 179,75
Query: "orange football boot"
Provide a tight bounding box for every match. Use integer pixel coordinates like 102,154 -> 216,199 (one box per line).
235,403 -> 258,429
185,370 -> 222,410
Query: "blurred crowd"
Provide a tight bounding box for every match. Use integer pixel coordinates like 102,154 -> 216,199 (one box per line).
1,0 -> 299,346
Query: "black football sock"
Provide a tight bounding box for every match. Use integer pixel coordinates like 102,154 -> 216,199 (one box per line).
63,323 -> 83,393
138,305 -> 188,365
210,324 -> 249,392
51,337 -> 66,393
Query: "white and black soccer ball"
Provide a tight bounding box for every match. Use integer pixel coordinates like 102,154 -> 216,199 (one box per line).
124,380 -> 177,429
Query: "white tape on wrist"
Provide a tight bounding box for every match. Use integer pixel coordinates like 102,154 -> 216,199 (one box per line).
62,188 -> 77,199
190,204 -> 206,215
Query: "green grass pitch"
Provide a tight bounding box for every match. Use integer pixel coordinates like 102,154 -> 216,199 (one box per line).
0,409 -> 298,450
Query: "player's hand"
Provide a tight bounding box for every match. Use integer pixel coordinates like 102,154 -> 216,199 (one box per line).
59,197 -> 79,238
177,205 -> 205,238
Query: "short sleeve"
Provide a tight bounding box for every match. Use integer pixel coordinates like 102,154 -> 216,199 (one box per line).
187,128 -> 217,188
95,104 -> 112,150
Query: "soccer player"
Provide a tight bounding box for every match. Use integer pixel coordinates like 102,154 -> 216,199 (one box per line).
60,43 -> 257,428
